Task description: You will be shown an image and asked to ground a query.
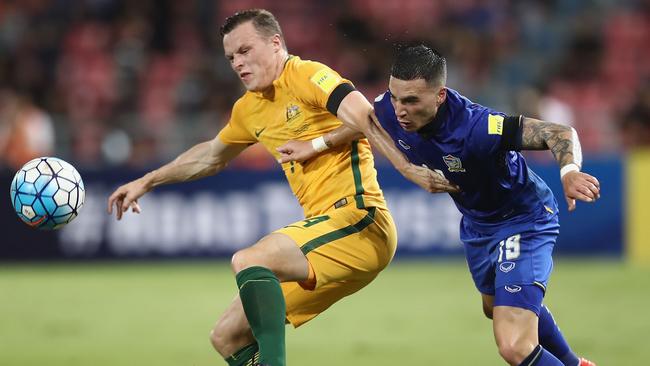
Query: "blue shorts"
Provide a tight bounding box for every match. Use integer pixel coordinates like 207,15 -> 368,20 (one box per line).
494,284 -> 545,315
460,212 -> 560,312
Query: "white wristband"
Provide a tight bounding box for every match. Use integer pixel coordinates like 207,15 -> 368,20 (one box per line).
311,136 -> 329,153
560,163 -> 580,178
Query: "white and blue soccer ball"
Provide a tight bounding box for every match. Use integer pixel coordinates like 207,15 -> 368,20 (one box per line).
9,157 -> 85,230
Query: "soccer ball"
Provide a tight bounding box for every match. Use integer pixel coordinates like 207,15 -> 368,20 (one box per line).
9,157 -> 85,230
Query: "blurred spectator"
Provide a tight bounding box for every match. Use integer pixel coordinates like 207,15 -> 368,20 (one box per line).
0,90 -> 55,170
620,81 -> 650,148
56,22 -> 116,123
515,84 -> 577,162
2,0 -> 650,169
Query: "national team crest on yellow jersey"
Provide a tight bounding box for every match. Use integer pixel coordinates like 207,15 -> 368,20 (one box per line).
286,103 -> 309,134
286,104 -> 301,123
443,154 -> 466,172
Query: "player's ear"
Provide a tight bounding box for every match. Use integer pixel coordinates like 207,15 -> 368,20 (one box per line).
271,34 -> 283,52
437,87 -> 447,105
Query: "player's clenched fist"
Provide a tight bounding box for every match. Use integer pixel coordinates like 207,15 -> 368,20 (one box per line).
276,140 -> 316,163
561,171 -> 600,211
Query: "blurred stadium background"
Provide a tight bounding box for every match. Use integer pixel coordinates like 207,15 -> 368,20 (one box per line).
1,0 -> 649,365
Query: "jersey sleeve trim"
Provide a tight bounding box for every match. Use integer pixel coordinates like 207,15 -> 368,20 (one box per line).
326,83 -> 356,115
500,115 -> 523,151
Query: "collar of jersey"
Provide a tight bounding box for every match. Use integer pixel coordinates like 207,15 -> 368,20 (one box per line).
416,98 -> 448,139
254,55 -> 295,99
270,55 -> 295,88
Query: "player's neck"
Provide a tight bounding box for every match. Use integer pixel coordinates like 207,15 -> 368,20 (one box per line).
273,51 -> 290,80
259,52 -> 290,97
417,100 -> 448,139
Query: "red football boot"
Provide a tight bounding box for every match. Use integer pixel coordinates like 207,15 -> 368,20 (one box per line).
579,358 -> 596,366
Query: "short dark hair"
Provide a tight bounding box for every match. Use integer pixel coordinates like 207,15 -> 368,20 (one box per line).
220,9 -> 284,42
390,44 -> 447,86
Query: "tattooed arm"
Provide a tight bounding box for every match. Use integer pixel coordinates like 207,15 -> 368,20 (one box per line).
520,117 -> 582,168
520,117 -> 600,211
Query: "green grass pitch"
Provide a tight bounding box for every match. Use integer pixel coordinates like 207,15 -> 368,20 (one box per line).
0,259 -> 647,365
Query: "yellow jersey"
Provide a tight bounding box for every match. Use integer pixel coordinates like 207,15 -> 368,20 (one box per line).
218,56 -> 386,217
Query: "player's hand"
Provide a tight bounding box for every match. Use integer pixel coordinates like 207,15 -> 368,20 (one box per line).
107,178 -> 150,220
403,164 -> 461,194
561,171 -> 600,211
276,140 -> 318,163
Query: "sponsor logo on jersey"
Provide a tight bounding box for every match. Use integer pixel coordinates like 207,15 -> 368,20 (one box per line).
398,139 -> 411,150
505,285 -> 522,293
254,127 -> 266,138
310,69 -> 340,93
443,154 -> 466,172
499,261 -> 516,273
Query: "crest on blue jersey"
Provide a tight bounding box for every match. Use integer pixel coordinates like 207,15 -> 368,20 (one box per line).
442,154 -> 466,172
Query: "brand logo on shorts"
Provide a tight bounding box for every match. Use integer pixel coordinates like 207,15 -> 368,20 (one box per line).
505,285 -> 522,293
499,262 -> 516,273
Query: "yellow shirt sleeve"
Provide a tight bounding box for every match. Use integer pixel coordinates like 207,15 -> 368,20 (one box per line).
217,99 -> 256,145
289,60 -> 352,111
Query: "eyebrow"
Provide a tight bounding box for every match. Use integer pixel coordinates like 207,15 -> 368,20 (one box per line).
388,89 -> 419,103
225,45 -> 251,60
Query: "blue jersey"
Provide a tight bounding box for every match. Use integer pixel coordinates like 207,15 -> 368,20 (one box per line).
373,88 -> 558,227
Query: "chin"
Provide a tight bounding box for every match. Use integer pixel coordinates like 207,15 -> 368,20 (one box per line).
244,79 -> 269,92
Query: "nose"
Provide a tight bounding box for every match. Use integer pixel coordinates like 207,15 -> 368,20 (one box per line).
394,101 -> 407,118
232,54 -> 244,71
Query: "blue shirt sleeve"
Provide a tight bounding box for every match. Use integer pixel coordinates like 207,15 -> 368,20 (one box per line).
466,109 -> 509,157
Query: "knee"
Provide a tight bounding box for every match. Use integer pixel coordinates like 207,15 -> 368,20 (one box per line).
231,248 -> 263,273
496,341 -> 534,365
230,250 -> 247,273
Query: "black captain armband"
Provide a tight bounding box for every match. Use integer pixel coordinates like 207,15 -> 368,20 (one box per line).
326,83 -> 356,115
499,115 -> 524,151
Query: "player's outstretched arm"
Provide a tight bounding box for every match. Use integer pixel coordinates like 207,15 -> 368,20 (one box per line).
335,91 -> 459,193
277,91 -> 459,193
520,117 -> 600,211
107,137 -> 247,220
276,125 -> 362,163
338,92 -> 459,193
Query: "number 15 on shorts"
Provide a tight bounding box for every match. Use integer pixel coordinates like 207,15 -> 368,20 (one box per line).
498,234 -> 521,262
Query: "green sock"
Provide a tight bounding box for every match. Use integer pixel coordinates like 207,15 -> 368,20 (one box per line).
236,266 -> 286,366
225,343 -> 259,366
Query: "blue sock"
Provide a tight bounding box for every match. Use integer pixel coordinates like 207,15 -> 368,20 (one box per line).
539,305 -> 580,366
519,345 -> 563,366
